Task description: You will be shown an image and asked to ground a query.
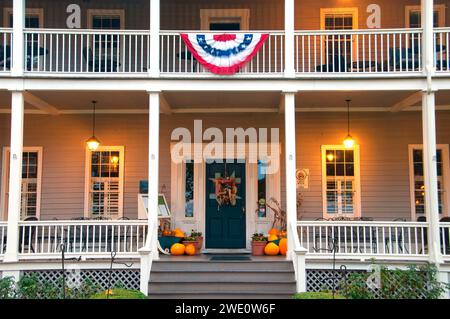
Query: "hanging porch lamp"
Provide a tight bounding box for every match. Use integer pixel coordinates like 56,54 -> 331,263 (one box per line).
86,100 -> 101,151
343,99 -> 355,149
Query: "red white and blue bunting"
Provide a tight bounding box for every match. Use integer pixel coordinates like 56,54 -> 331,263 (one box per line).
180,33 -> 269,75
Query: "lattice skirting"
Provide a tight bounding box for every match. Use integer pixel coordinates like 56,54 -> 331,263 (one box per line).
306,269 -> 428,299
22,269 -> 140,291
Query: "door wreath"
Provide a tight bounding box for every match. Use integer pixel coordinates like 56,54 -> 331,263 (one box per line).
213,177 -> 238,206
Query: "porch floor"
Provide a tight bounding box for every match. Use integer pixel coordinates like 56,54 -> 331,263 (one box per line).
157,254 -> 290,262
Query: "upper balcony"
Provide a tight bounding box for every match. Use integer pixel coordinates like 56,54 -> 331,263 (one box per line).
0,0 -> 449,79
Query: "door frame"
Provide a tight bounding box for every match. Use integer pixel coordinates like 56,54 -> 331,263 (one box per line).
204,159 -> 247,249
170,142 -> 280,250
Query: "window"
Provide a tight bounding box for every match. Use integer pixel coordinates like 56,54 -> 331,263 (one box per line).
257,160 -> 267,218
405,5 -> 446,28
84,147 -> 124,219
184,160 -> 194,218
1,147 -> 42,220
408,145 -> 450,219
321,145 -> 361,218
200,9 -> 250,31
4,8 -> 44,48
320,8 -> 358,67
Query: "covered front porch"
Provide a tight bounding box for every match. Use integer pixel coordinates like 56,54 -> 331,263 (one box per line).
0,87 -> 449,296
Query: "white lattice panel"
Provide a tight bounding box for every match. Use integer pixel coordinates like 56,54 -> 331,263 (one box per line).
22,269 -> 140,291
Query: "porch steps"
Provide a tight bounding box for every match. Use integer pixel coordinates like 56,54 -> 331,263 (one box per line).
148,259 -> 297,299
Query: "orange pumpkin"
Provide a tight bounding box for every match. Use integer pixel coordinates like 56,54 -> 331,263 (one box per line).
268,228 -> 279,236
279,238 -> 288,256
268,234 -> 279,242
279,231 -> 287,238
172,228 -> 185,238
264,242 -> 280,256
170,243 -> 185,256
162,229 -> 172,237
185,244 -> 196,256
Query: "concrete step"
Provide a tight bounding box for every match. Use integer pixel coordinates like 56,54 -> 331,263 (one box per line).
149,292 -> 294,299
151,260 -> 294,272
150,271 -> 295,282
148,281 -> 297,293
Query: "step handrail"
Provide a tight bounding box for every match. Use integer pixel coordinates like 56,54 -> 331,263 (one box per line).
138,218 -> 157,295
289,220 -> 307,293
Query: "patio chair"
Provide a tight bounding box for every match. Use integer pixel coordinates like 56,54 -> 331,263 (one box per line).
417,216 -> 427,254
83,47 -> 120,72
315,55 -> 348,73
24,43 -> 48,71
18,216 -> 38,253
0,45 -> 12,70
440,217 -> 450,254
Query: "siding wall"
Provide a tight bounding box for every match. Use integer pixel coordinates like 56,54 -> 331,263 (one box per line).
0,110 -> 449,221
1,0 -> 448,29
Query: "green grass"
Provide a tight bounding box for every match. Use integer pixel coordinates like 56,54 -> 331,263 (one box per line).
293,292 -> 346,299
90,288 -> 147,299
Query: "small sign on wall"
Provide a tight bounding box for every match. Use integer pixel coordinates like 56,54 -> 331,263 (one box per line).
296,168 -> 309,189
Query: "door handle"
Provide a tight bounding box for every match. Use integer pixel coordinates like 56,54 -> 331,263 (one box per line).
242,207 -> 246,214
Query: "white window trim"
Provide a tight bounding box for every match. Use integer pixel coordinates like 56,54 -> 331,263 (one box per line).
405,5 -> 446,28
200,9 -> 250,30
87,9 -> 125,29
1,146 -> 43,221
320,7 -> 359,61
321,145 -> 361,219
84,146 -> 125,219
408,144 -> 450,220
3,8 -> 44,28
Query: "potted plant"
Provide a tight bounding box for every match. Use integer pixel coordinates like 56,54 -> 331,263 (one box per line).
181,236 -> 201,255
190,230 -> 203,252
251,233 -> 268,256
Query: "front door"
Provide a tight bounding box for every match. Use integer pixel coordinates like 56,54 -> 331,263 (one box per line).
205,160 -> 246,249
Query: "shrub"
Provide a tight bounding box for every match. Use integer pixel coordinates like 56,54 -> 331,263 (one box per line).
340,263 -> 450,299
0,277 -> 17,299
90,288 -> 147,299
293,292 -> 346,299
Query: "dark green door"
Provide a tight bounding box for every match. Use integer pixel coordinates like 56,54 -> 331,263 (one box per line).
205,160 -> 246,249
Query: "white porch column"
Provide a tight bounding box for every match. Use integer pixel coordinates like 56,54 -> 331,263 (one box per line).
148,91 -> 160,259
11,0 -> 25,77
422,0 -> 435,77
284,92 -> 297,256
422,90 -> 442,264
149,0 -> 160,78
284,0 -> 295,78
4,91 -> 24,262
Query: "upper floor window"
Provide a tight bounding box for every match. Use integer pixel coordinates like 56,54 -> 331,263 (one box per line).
320,8 -> 358,66
84,146 -> 124,219
321,145 -> 361,218
408,144 -> 450,220
200,9 -> 250,31
1,147 -> 42,221
405,5 -> 446,28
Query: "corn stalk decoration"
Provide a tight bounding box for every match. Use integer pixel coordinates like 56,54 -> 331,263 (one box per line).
266,197 -> 286,231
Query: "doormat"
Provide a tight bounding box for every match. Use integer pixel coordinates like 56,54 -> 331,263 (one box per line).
209,255 -> 251,261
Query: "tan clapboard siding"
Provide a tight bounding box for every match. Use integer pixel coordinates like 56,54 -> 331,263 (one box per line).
0,111 -> 450,221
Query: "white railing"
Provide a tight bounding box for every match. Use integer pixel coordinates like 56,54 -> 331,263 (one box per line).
441,222 -> 450,258
298,221 -> 429,259
0,28 -> 12,73
24,29 -> 150,74
0,222 -> 6,256
160,31 -> 285,76
18,220 -> 148,258
295,28 -> 423,74
434,28 -> 450,73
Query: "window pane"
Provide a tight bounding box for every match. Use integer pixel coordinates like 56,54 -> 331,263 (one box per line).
335,150 -> 344,162
326,164 -> 335,176
185,161 -> 194,218
413,149 -> 423,162
336,164 -> 345,176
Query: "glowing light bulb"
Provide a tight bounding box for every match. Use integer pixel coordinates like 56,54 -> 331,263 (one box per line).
86,136 -> 100,151
343,134 -> 355,149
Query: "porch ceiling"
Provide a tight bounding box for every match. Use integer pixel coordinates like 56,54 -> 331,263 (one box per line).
0,89 -> 449,114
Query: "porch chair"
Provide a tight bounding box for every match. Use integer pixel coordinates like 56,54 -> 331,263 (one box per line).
440,217 -> 450,255
83,47 -> 120,73
0,45 -> 12,70
417,216 -> 427,254
315,55 -> 348,73
18,216 -> 38,253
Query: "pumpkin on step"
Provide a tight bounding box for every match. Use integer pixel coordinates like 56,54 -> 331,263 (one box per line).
162,229 -> 172,237
268,234 -> 278,242
172,228 -> 185,238
279,238 -> 287,256
268,228 -> 279,236
264,242 -> 280,256
170,243 -> 185,256
185,244 -> 196,256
